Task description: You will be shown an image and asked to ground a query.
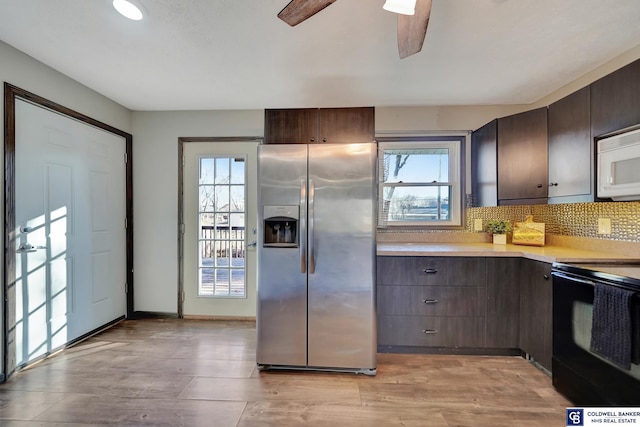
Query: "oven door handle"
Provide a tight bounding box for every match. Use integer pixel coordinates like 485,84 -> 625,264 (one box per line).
552,271 -> 596,287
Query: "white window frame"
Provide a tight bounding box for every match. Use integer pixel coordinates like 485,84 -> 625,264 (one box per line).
378,138 -> 464,228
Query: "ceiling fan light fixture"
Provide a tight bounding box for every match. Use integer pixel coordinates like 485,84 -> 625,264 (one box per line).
382,0 -> 417,15
113,0 -> 143,21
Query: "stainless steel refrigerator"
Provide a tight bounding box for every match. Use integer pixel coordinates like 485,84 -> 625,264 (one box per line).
256,143 -> 377,375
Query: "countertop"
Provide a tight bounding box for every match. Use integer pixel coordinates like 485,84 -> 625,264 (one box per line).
377,242 -> 640,264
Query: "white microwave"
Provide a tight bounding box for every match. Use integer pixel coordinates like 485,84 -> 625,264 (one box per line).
597,127 -> 640,201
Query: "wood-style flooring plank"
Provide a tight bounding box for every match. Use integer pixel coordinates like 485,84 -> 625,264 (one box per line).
0,319 -> 572,426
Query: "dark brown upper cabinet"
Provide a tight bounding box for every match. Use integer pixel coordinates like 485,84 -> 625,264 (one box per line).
264,107 -> 374,144
497,108 -> 548,205
591,59 -> 640,138
471,119 -> 498,206
548,86 -> 593,203
264,108 -> 318,144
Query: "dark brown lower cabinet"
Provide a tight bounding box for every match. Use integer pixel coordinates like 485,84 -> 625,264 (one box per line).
377,256 -> 487,350
377,255 -> 551,366
518,259 -> 553,371
485,257 -> 521,348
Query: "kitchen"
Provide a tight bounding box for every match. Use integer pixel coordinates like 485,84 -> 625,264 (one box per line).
2,0 -> 640,425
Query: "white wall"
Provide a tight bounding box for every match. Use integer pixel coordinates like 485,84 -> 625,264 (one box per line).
131,111 -> 263,313
0,41 -> 131,132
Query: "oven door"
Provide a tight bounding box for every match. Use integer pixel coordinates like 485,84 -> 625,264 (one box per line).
552,270 -> 640,406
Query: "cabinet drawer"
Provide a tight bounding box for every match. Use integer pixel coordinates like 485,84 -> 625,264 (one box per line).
378,315 -> 485,347
377,286 -> 486,316
377,257 -> 486,286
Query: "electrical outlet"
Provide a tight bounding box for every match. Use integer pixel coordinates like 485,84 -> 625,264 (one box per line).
598,218 -> 611,235
474,219 -> 483,231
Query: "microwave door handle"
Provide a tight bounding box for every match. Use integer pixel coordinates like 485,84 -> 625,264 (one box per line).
610,162 -> 615,185
300,179 -> 307,274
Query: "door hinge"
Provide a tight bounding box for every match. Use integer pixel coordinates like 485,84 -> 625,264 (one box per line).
124,283 -> 128,293
180,291 -> 185,303
124,152 -> 128,163
180,223 -> 185,234
125,218 -> 128,228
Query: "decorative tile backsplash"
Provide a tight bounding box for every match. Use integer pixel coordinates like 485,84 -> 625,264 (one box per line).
466,202 -> 640,242
378,202 -> 640,243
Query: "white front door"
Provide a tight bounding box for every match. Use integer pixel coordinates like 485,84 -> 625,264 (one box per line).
14,99 -> 126,367
182,141 -> 257,317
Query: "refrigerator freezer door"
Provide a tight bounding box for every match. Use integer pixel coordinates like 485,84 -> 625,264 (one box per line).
257,144 -> 308,367
307,143 -> 377,370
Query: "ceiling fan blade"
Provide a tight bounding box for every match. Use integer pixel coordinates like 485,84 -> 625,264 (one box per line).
397,0 -> 432,59
278,0 -> 338,26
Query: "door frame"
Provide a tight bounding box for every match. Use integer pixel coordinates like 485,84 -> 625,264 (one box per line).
3,83 -> 134,380
177,137 -> 261,318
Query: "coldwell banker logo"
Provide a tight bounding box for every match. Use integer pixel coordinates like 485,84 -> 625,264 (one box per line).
567,408 -> 584,426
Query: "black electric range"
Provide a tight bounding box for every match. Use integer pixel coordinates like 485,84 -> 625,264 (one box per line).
551,262 -> 640,406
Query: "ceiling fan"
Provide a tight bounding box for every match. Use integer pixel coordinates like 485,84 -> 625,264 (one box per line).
277,0 -> 432,59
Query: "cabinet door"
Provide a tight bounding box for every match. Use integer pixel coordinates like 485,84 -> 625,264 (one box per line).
548,87 -> 593,202
471,119 -> 498,207
497,108 -> 548,204
377,257 -> 486,287
264,108 -> 318,144
591,58 -> 640,138
519,259 -> 553,371
318,107 -> 374,143
485,258 -> 521,348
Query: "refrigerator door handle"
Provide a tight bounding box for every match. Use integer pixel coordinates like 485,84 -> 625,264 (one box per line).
308,178 -> 315,274
300,179 -> 307,274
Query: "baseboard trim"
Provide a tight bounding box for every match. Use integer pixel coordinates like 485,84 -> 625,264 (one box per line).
377,345 -> 523,357
183,315 -> 256,321
132,311 -> 179,319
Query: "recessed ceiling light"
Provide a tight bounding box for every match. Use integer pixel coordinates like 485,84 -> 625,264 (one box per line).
113,0 -> 143,21
382,0 -> 417,15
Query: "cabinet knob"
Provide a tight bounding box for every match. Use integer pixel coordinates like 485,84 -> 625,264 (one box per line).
537,184 -> 543,188
322,137 -> 327,142
543,274 -> 549,280
310,137 -> 315,142
421,329 -> 438,335
423,299 -> 439,304
549,183 -> 558,187
422,268 -> 438,274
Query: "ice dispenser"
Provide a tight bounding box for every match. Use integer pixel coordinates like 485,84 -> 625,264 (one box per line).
263,205 -> 299,247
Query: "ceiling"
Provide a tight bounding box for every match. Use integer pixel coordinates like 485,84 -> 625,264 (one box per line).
1,0 -> 640,111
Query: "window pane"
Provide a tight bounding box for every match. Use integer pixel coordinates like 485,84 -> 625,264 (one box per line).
215,158 -> 230,184
229,185 -> 244,212
199,186 -> 215,212
200,158 -> 215,184
214,269 -> 230,295
383,185 -> 451,222
230,158 -> 245,184
215,186 -> 230,212
383,149 -> 449,183
197,155 -> 246,298
215,241 -> 229,265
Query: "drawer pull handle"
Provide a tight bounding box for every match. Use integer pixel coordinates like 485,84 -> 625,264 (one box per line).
423,299 -> 439,304
422,329 -> 438,335
422,268 -> 438,274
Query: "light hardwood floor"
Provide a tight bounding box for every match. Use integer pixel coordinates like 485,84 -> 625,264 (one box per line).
0,319 -> 572,426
